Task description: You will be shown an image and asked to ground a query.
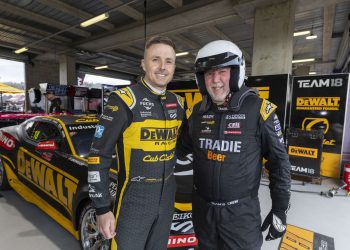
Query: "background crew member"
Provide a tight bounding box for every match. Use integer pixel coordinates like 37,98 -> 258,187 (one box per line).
88,36 -> 184,250
45,90 -> 62,113
177,40 -> 291,250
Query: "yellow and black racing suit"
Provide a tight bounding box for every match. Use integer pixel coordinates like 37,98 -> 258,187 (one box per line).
88,79 -> 184,250
177,86 -> 291,250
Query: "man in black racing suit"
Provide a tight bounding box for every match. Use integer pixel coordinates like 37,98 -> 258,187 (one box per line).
88,36 -> 184,250
177,40 -> 291,250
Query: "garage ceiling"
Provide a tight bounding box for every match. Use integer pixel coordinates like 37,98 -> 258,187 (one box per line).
0,0 -> 349,81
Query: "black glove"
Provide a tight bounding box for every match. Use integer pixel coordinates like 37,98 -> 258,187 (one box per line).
261,210 -> 287,241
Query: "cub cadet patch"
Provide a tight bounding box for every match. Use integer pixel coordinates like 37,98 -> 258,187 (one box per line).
0,131 -> 16,150
260,99 -> 277,121
296,97 -> 340,111
288,146 -> 318,159
88,157 -> 100,164
142,152 -> 175,162
17,148 -> 78,212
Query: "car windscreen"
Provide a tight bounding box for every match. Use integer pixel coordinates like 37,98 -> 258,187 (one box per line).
67,125 -> 96,157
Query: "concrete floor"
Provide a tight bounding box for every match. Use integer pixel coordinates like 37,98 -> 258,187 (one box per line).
0,178 -> 349,250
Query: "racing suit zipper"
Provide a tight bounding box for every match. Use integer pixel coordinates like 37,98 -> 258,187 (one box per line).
159,95 -> 167,206
212,111 -> 226,200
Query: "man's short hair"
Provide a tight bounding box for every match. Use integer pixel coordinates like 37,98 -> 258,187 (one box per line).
144,36 -> 176,55
44,90 -> 54,95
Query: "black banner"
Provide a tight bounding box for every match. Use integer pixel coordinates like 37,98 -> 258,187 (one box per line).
168,81 -> 202,110
287,128 -> 323,177
247,74 -> 290,131
290,74 -> 349,177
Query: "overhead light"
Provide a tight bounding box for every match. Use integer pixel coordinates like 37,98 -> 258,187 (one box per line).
292,58 -> 315,64
309,71 -> 317,75
293,31 -> 310,37
306,33 -> 318,39
80,13 -> 109,27
176,52 -> 189,57
14,47 -> 28,54
95,65 -> 108,70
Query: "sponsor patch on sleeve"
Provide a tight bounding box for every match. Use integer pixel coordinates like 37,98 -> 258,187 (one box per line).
88,156 -> 100,164
88,171 -> 101,183
260,99 -> 277,121
94,125 -> 105,138
114,87 -> 136,109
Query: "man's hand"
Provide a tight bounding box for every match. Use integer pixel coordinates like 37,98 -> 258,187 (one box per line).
96,211 -> 116,239
261,210 -> 287,241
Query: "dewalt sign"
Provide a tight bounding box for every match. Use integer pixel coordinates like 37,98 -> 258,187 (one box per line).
296,97 -> 340,111
290,74 -> 350,178
288,146 -> 318,159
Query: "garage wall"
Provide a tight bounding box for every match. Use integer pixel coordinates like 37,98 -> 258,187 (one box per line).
25,60 -> 59,111
25,60 -> 59,88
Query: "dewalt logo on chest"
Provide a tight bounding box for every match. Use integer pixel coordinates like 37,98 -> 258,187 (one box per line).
141,127 -> 178,141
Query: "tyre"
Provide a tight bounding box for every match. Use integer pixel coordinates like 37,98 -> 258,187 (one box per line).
79,202 -> 110,250
0,158 -> 10,190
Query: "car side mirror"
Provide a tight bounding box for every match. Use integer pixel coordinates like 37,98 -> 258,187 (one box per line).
35,140 -> 58,151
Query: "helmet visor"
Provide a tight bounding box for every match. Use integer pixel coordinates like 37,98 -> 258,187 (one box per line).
195,52 -> 242,73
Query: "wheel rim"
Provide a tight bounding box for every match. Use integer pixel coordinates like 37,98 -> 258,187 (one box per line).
80,207 -> 110,250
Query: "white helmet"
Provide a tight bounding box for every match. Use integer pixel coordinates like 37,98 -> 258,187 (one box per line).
195,40 -> 246,94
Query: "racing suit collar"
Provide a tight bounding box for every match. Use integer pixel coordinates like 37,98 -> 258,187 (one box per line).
228,85 -> 258,112
140,77 -> 166,96
201,86 -> 258,113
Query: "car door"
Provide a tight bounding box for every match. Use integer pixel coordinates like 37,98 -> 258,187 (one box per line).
20,118 -> 79,219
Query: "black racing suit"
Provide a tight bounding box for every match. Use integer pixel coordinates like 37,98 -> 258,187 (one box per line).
88,79 -> 184,250
49,97 -> 62,113
177,86 -> 291,250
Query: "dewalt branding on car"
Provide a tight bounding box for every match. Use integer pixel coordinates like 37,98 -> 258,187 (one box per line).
17,148 -> 78,212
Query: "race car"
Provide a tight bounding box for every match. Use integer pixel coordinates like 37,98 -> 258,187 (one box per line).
0,114 -> 196,249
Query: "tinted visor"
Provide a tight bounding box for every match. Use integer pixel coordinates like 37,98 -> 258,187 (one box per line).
195,52 -> 242,73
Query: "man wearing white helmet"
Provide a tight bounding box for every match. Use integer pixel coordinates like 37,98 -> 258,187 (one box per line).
177,40 -> 291,249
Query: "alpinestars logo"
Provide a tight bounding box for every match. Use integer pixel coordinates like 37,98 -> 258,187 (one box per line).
118,89 -> 131,98
298,78 -> 343,88
272,214 -> 286,232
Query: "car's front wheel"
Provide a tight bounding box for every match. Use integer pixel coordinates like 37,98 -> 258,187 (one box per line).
79,203 -> 110,250
0,158 -> 10,190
